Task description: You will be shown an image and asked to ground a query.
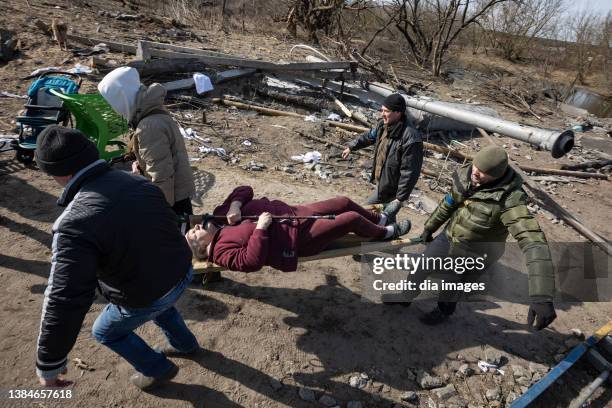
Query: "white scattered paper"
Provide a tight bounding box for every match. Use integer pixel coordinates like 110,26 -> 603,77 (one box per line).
242,140 -> 252,146
304,114 -> 319,122
193,73 -> 214,94
327,113 -> 342,121
291,150 -> 322,163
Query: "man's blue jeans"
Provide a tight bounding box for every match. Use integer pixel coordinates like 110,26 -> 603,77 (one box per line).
92,268 -> 198,377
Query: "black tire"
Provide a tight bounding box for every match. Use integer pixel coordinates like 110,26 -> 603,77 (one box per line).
15,148 -> 34,164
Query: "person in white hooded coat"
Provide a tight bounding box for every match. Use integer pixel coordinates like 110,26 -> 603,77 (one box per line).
99,67 -> 195,215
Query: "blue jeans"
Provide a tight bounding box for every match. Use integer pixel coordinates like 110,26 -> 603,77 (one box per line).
92,268 -> 198,377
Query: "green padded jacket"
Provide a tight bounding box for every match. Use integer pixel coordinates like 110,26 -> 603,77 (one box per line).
424,164 -> 555,300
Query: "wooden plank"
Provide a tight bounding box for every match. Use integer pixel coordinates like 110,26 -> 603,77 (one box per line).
162,78 -> 196,92
140,40 -> 250,59
192,236 -> 421,274
142,45 -> 355,71
136,40 -> 151,61
66,34 -> 137,54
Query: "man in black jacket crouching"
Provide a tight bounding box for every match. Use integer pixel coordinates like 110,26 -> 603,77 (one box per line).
34,125 -> 198,391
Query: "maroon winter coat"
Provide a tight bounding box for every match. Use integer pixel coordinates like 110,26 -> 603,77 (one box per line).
209,186 -> 299,272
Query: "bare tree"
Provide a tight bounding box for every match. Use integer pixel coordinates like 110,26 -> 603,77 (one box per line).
598,11 -> 611,88
567,8 -> 600,86
286,0 -> 368,44
480,0 -> 565,61
387,0 -> 509,77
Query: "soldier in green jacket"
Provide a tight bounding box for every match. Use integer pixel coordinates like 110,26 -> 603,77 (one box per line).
415,146 -> 556,330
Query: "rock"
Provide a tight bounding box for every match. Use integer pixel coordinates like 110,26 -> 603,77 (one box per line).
520,386 -> 529,393
515,376 -> 532,387
564,337 -> 582,349
511,365 -> 528,379
243,161 -> 266,171
347,402 -> 363,408
426,397 -> 438,408
406,368 -> 417,381
531,372 -> 543,382
349,374 -> 368,389
298,387 -> 316,402
432,384 -> 457,400
506,391 -> 518,403
269,378 -> 282,391
417,371 -> 445,390
458,364 -> 474,377
318,394 -> 336,407
486,353 -> 507,367
570,328 -> 585,340
401,391 -> 419,403
528,362 -> 548,374
525,155 -> 532,160
281,166 -> 296,174
485,386 -> 501,401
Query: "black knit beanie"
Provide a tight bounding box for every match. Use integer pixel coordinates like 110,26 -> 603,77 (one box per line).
382,93 -> 406,112
35,125 -> 99,176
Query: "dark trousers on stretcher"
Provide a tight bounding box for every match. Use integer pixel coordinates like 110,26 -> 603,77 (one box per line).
294,196 -> 387,257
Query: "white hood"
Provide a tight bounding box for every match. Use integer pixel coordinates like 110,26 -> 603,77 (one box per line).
98,67 -> 141,120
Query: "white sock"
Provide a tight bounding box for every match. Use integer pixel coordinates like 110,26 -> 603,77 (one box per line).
384,225 -> 394,239
378,213 -> 388,226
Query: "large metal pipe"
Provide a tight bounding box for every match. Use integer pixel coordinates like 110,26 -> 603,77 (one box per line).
365,82 -> 575,158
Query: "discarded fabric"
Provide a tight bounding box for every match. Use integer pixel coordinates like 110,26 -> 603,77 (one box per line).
199,146 -> 226,157
0,91 -> 27,99
304,114 -> 319,122
68,64 -> 94,74
291,151 -> 322,163
193,73 -> 214,94
29,67 -> 61,77
327,113 -> 342,121
242,140 -> 252,146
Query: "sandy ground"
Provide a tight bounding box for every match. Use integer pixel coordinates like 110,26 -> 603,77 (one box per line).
1,1 -> 611,407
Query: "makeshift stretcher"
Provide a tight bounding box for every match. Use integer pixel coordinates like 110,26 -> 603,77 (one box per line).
186,205 -> 421,285
510,320 -> 612,408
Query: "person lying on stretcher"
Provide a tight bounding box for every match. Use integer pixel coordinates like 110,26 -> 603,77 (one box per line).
184,186 -> 411,272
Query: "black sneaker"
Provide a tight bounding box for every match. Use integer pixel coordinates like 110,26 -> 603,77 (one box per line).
130,361 -> 179,391
419,307 -> 451,326
390,220 -> 411,239
382,200 -> 402,225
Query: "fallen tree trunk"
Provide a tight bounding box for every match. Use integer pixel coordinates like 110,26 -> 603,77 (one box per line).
561,159 -> 612,171
255,87 -> 333,112
477,128 -> 612,257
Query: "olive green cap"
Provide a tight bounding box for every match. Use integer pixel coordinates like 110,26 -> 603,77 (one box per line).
473,146 -> 508,178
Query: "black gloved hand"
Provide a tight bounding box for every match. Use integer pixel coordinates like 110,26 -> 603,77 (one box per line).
527,301 -> 557,330
420,229 -> 433,243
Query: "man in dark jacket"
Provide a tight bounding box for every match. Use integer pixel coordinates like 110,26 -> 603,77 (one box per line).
413,146 -> 556,330
342,93 -> 423,208
34,126 -> 198,391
